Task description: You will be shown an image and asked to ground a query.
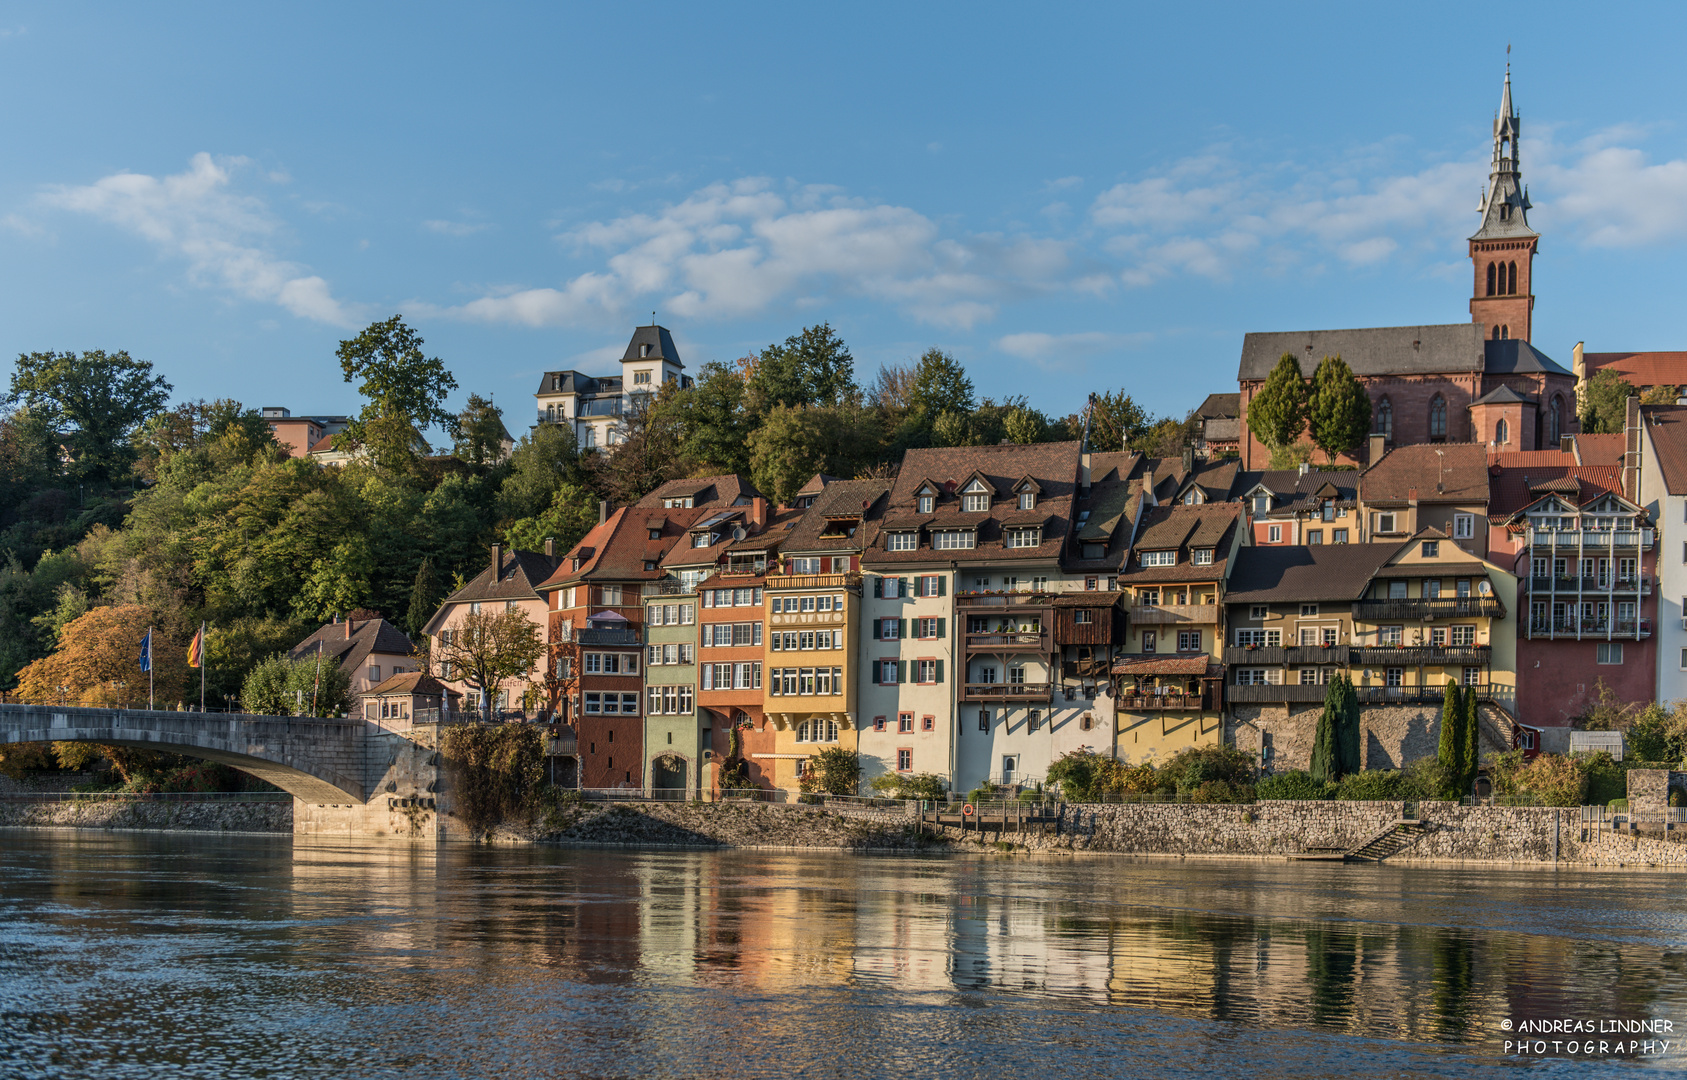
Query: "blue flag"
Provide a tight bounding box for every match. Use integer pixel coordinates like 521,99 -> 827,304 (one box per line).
138,629 -> 152,673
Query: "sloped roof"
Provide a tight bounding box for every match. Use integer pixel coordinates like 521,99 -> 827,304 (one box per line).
1469,383 -> 1535,406
1202,417 -> 1241,443
1089,451 -> 1142,484
1239,324 -> 1486,382
367,671 -> 456,698
779,479 -> 892,555
538,506 -> 707,591
1483,339 -> 1570,376
1195,393 -> 1240,419
1113,655 -> 1212,676
1642,405 -> 1687,495
635,473 -> 759,508
622,324 -> 684,369
1117,503 -> 1240,585
1065,478 -> 1142,573
1224,544 -> 1400,604
1582,351 -> 1687,388
1488,465 -> 1625,519
290,618 -> 415,676
1360,443 -> 1490,505
1239,468 -> 1359,514
1572,433 -> 1626,468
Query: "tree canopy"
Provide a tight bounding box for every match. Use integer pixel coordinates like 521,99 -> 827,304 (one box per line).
336,315 -> 460,467
1578,369 -> 1636,434
1308,355 -> 1371,463
8,349 -> 172,484
1248,353 -> 1309,451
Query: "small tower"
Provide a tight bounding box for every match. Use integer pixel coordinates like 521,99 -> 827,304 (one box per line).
1469,65 -> 1539,343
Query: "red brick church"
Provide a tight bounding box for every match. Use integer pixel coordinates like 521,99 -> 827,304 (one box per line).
1237,69 -> 1579,468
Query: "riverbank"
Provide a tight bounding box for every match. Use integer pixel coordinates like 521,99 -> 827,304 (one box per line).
0,797 -> 292,833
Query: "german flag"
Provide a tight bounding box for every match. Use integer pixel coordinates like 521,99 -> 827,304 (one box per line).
187,623 -> 205,669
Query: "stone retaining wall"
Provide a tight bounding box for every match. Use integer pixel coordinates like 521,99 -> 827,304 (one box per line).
0,798 -> 292,833
541,799 -> 929,850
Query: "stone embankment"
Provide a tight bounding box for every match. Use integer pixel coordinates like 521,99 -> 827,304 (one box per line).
539,798 -> 935,850
0,798 -> 292,833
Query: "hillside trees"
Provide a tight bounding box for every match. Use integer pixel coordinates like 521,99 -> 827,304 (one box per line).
7,349 -> 172,485
16,604 -> 187,706
335,316 -> 460,468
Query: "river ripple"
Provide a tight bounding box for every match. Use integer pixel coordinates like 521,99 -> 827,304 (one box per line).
3,831 -> 1687,1078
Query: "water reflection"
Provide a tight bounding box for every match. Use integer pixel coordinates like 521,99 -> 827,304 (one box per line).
3,833 -> 1686,1078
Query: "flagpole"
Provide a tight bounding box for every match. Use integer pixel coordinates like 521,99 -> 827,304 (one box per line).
148,626 -> 155,710
199,621 -> 207,712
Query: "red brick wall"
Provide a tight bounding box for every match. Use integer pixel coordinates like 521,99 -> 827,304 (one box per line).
1469,237 -> 1537,341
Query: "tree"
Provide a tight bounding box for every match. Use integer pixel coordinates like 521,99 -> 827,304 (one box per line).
1136,413 -> 1199,458
1308,355 -> 1372,463
1004,405 -> 1052,444
672,360 -> 753,475
907,348 -> 976,421
1248,353 -> 1310,452
1641,384 -> 1680,406
930,410 -> 970,447
239,653 -> 353,717
800,746 -> 861,796
431,606 -> 544,719
503,482 -> 599,556
748,405 -> 881,506
15,604 -> 187,707
453,393 -> 509,467
1338,675 -> 1363,777
498,422 -> 580,522
8,349 -> 172,484
1310,676 -> 1342,783
335,316 -> 460,467
1088,390 -> 1153,452
406,557 -> 440,639
866,363 -> 918,414
1461,680 -> 1481,795
1578,369 -> 1635,435
745,323 -> 858,415
585,383 -> 691,506
133,399 -> 276,482
1438,681 -> 1465,791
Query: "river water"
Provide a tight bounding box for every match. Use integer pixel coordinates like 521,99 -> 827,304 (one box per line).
2,832 -> 1686,1078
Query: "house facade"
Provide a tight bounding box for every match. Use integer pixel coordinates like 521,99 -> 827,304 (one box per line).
1638,402 -> 1687,705
533,324 -> 695,451
423,542 -> 561,715
289,616 -> 417,711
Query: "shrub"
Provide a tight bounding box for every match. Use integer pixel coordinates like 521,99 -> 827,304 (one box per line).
869,772 -> 947,801
1509,753 -> 1588,808
1162,744 -> 1255,795
1579,750 -> 1626,807
1405,756 -> 1462,800
1256,770 -> 1334,801
799,747 -> 860,796
440,722 -> 548,837
1047,749 -> 1109,801
1335,769 -> 1408,801
1609,798 -> 1630,812
1189,779 -> 1255,804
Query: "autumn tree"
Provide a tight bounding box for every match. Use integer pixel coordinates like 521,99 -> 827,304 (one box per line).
8,349 -> 172,484
336,315 -> 460,468
16,604 -> 187,707
432,606 -> 545,719
1578,369 -> 1636,435
1247,353 -> 1309,453
1307,355 -> 1372,463
1641,384 -> 1680,406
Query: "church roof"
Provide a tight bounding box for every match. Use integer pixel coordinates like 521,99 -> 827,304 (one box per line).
1238,324 -> 1486,381
1484,338 -> 1569,376
1469,384 -> 1534,407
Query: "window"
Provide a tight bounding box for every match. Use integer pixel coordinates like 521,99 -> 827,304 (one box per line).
1018,492 -> 1036,510
917,575 -> 943,597
1387,581 -> 1408,599
1375,396 -> 1393,439
915,659 -> 939,683
1299,603 -> 1319,617
1141,631 -> 1157,653
1235,668 -> 1279,685
878,659 -> 899,684
1333,529 -> 1349,544
368,665 -> 381,683
789,556 -> 821,575
1007,528 -> 1041,548
898,713 -> 914,733
1386,667 -> 1403,687
1252,495 -> 1271,515
1462,667 -> 1481,686
921,715 -> 935,732
1375,513 -> 1397,534
887,532 -> 918,551
1306,530 -> 1323,545
633,370 -> 651,385
1268,525 -> 1282,543
1322,503 -> 1335,522
1085,576 -> 1098,591
1299,628 -> 1319,646
1191,548 -> 1214,565
1072,609 -> 1094,626
873,716 -> 887,732
1379,625 -> 1403,645
1250,605 -> 1269,619
933,530 -> 975,550
1428,394 -> 1447,440
1178,630 -> 1201,652
962,484 -> 990,512
917,495 -> 934,514
1027,710 -> 1042,732
1597,643 -> 1624,665
897,749 -> 912,772
880,618 -> 900,640
1449,625 -> 1475,646
1495,418 -> 1509,445
1549,396 -> 1563,445
1234,629 -> 1281,647
1139,550 -> 1175,567
978,709 -> 990,731
1422,541 -> 1439,558
1008,664 -> 1026,685
1453,514 -> 1475,540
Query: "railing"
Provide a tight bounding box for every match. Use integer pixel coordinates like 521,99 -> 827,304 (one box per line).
1527,620 -> 1651,639
1531,529 -> 1654,549
764,572 -> 859,589
642,579 -> 698,596
1352,598 -> 1504,620
1127,604 -> 1218,625
576,400 -> 623,417
578,628 -> 642,646
1225,683 -> 1331,703
956,592 -> 1059,606
1222,646 -> 1351,665
960,682 -> 1052,701
1353,683 -> 1502,705
1115,691 -> 1212,711
1350,646 -> 1491,665
0,790 -> 294,802
964,631 -> 1050,650
1530,575 -> 1649,593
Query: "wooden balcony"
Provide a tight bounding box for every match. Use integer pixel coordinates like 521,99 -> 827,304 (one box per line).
1350,645 -> 1491,666
1127,603 -> 1218,625
1351,598 -> 1504,620
1222,646 -> 1351,665
960,682 -> 1052,703
964,630 -> 1051,651
1353,683 -> 1504,705
956,592 -> 1056,608
1225,684 -> 1331,704
1115,691 -> 1214,712
764,572 -> 860,590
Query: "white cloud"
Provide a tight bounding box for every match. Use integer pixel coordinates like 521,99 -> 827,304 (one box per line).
996,331 -> 1153,372
442,178 -> 1075,330
423,218 -> 490,236
1540,144 -> 1687,246
34,152 -> 360,326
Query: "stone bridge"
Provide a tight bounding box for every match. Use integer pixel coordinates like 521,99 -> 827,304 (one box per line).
0,703 -> 448,839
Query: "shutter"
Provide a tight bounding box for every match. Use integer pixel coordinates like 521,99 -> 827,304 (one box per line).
898,619 -> 907,640
872,620 -> 881,640
899,577 -> 909,596
897,660 -> 907,684
938,576 -> 946,596
937,618 -> 946,639
873,578 -> 882,598
935,659 -> 944,684
871,661 -> 881,685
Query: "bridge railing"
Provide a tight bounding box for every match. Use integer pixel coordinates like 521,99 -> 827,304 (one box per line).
0,791 -> 293,802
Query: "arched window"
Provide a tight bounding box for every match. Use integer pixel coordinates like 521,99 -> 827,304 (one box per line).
1495,418 -> 1509,445
1508,261 -> 1517,294
1500,325 -> 1509,340
1429,394 -> 1447,441
1374,396 -> 1393,440
1486,263 -> 1496,296
1549,396 -> 1562,444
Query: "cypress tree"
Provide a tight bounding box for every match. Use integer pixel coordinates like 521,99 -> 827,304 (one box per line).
406,556 -> 439,640
1310,676 -> 1341,783
1338,674 -> 1364,775
1246,353 -> 1310,452
1437,680 -> 1463,785
1308,355 -> 1373,464
1462,683 -> 1482,797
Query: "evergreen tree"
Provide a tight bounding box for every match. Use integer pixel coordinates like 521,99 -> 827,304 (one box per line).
1438,680 -> 1464,788
1307,355 -> 1372,464
1462,682 -> 1481,796
1577,369 -> 1636,435
406,556 -> 439,639
1247,353 -> 1309,452
1310,677 -> 1341,783
1338,674 -> 1363,776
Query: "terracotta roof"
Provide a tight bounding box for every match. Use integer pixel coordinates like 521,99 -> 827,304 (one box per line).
1224,543 -> 1401,604
1572,433 -> 1626,468
1642,405 -> 1687,495
1491,449 -> 1575,468
861,441 -> 1079,567
780,478 -> 892,555
1237,469 -> 1358,514
1360,443 -> 1489,505
367,671 -> 455,697
1117,503 -> 1240,585
539,506 -> 706,590
1488,464 -> 1624,519
1582,351 -> 1687,389
1112,654 -> 1212,676
289,618 -> 415,680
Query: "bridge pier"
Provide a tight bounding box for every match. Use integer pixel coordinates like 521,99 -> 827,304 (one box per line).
294,729 -> 461,842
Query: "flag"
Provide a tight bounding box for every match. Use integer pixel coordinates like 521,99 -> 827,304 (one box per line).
138,629 -> 153,673
187,624 -> 205,669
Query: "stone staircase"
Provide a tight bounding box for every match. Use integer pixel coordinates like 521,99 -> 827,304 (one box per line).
1289,818 -> 1428,863
1478,702 -> 1520,756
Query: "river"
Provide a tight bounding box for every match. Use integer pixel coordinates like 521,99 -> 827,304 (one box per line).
2,831 -> 1685,1078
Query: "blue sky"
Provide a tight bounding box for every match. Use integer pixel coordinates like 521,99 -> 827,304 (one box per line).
4,2 -> 1687,430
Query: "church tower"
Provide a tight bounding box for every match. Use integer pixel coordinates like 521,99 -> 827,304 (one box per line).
1469,66 -> 1538,342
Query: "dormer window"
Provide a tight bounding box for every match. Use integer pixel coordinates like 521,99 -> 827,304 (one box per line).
649,529 -> 661,540
1252,494 -> 1270,515
640,343 -> 652,357
1007,527 -> 1040,549
917,495 -> 934,514
1139,550 -> 1175,567
1191,548 -> 1214,566
962,481 -> 991,513
1018,492 -> 1036,511
887,532 -> 918,551
692,533 -> 713,548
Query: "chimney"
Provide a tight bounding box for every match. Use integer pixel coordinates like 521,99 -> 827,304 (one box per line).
598,499 -> 610,524
751,496 -> 768,526
1298,461 -> 1309,477
1142,466 -> 1157,504
544,536 -> 555,558
1182,446 -> 1194,474
1560,435 -> 1575,456
1368,433 -> 1387,463
346,618 -> 354,640
1624,393 -> 1642,501
491,542 -> 503,580
1079,449 -> 1092,495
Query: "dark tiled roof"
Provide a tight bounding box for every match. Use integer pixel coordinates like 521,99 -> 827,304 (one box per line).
1483,339 -> 1571,376
1643,406 -> 1687,495
1089,451 -> 1142,483
1065,478 -> 1141,573
1239,324 -> 1486,382
1360,443 -> 1490,505
1237,469 -> 1360,513
1470,383 -> 1534,406
367,671 -> 455,697
1117,503 -> 1240,585
780,479 -> 892,554
621,324 -> 684,369
1224,543 -> 1400,603
862,441 -> 1079,567
635,473 -> 760,508
1195,393 -> 1240,419
290,618 -> 415,678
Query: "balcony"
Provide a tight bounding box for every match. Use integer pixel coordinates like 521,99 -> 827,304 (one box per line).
1353,683 -> 1505,706
1226,684 -> 1332,704
576,399 -> 623,418
1530,528 -> 1654,550
964,630 -> 1051,651
1527,620 -> 1652,640
961,682 -> 1052,702
956,592 -> 1057,606
765,572 -> 859,589
1062,659 -> 1112,679
1351,598 -> 1504,620
1525,576 -> 1648,594
1127,603 -> 1218,625
1115,690 -> 1214,712
577,628 -> 642,646
642,579 -> 697,597
1350,645 -> 1491,666
1222,646 -> 1351,665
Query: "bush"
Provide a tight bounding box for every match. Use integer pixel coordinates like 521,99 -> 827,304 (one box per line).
1047,749 -> 1110,801
1580,750 -> 1626,807
868,772 -> 947,801
1404,756 -> 1461,800
1162,744 -> 1255,795
1335,769 -> 1409,801
800,747 -> 860,796
1509,753 -> 1588,808
440,722 -> 548,837
1256,770 -> 1334,801
240,653 -> 353,717
1189,779 -> 1255,804
1609,798 -> 1630,812
967,786 -> 1000,805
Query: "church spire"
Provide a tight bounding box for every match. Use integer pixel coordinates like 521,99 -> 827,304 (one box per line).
1468,62 -> 1538,342
1473,64 -> 1534,240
